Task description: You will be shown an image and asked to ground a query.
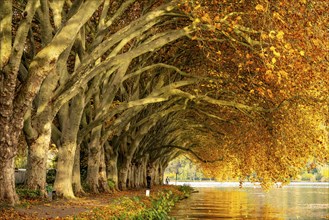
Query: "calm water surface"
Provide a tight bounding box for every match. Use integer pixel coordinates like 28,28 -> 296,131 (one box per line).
169,182 -> 329,220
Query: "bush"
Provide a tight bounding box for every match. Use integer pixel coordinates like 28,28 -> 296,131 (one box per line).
178,184 -> 194,198
107,179 -> 116,191
136,191 -> 177,219
315,173 -> 323,181
75,186 -> 190,219
46,169 -> 56,184
16,188 -> 41,200
319,166 -> 329,179
301,173 -> 315,181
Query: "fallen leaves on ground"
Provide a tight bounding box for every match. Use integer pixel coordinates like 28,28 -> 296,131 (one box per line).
0,185 -> 181,219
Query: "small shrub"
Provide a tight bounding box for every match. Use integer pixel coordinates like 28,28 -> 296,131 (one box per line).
46,169 -> 56,185
315,173 -> 323,181
107,179 -> 116,191
135,191 -> 177,220
75,187 -> 187,220
301,173 -> 315,181
46,184 -> 53,193
16,189 -> 41,200
178,184 -> 194,197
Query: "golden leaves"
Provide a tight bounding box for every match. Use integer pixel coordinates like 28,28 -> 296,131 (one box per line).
271,57 -> 277,64
255,4 -> 265,12
269,31 -> 276,39
278,70 -> 288,80
201,13 -> 212,23
273,12 -> 286,24
276,31 -> 285,41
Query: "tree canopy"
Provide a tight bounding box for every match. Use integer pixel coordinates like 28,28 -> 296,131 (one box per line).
0,0 -> 328,205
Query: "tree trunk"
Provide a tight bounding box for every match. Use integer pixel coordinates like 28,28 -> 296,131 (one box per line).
72,143 -> 85,195
86,125 -> 102,193
105,143 -> 119,191
141,156 -> 149,188
0,158 -> 19,206
138,163 -> 145,188
128,163 -> 134,188
54,142 -> 76,198
54,94 -> 84,198
118,156 -> 131,191
98,145 -> 110,193
26,117 -> 52,194
158,163 -> 164,185
153,163 -> 160,185
133,164 -> 139,188
134,163 -> 142,188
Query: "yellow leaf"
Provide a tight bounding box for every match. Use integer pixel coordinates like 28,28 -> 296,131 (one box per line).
265,70 -> 273,75
273,50 -> 281,57
201,13 -> 212,23
194,18 -> 201,24
276,31 -> 284,40
255,4 -> 265,11
273,12 -> 286,24
272,58 -> 277,64
300,50 -> 305,56
269,31 -> 276,39
311,39 -> 320,46
267,89 -> 273,98
261,33 -> 268,40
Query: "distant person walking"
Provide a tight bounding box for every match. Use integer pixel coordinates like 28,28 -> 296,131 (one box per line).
166,177 -> 170,185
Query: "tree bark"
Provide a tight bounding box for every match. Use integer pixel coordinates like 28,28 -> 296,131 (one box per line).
72,143 -> 85,195
54,93 -> 84,198
105,142 -> 119,191
98,145 -> 110,193
118,155 -> 131,191
86,125 -> 102,193
25,64 -> 59,193
0,158 -> 19,206
26,112 -> 52,194
0,0 -> 39,205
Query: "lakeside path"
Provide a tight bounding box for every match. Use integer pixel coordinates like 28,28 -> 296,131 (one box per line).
1,182 -> 327,219
0,185 -> 178,220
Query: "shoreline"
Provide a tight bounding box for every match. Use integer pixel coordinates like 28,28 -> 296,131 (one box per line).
169,181 -> 329,188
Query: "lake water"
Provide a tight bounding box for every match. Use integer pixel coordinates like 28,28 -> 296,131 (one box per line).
169,182 -> 329,220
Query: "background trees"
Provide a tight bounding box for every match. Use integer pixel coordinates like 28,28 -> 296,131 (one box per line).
1,0 -> 328,206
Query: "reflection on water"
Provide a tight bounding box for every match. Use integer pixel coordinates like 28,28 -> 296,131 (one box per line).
169,183 -> 329,220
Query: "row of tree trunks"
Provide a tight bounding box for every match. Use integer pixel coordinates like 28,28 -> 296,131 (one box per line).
0,0 -> 103,205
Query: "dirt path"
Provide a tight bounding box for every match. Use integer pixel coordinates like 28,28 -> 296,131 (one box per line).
1,187 -> 168,219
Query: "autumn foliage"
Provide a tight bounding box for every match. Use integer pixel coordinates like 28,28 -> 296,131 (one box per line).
0,0 -> 328,207
179,0 -> 329,188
